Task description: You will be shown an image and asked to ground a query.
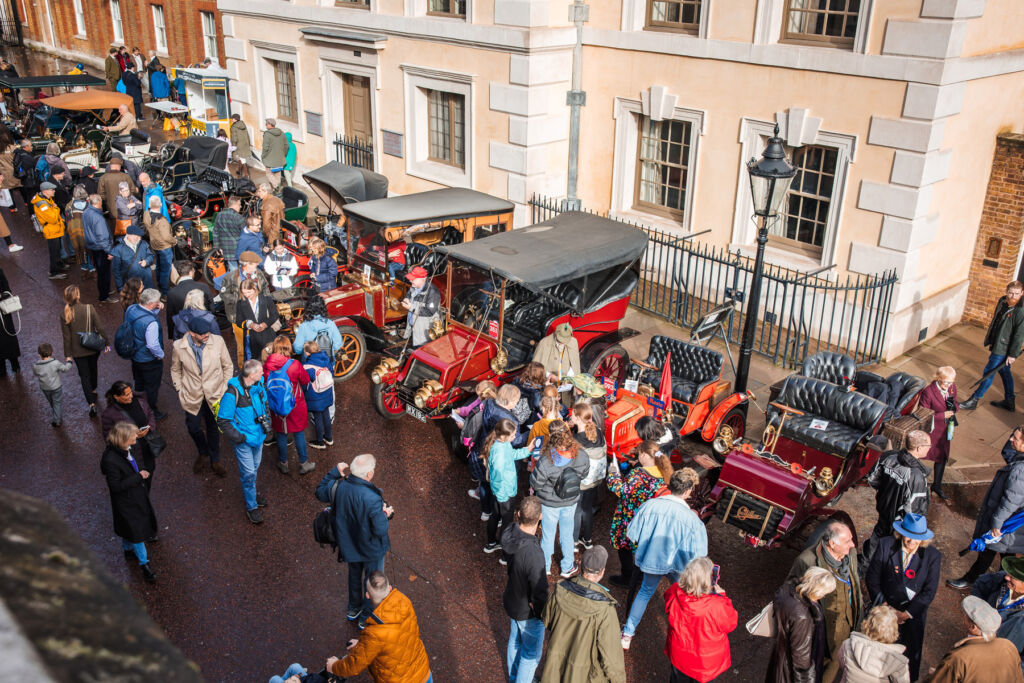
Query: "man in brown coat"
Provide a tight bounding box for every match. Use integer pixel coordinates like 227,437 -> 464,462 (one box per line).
170,316 -> 233,476
787,521 -> 863,683
930,595 -> 1024,682
104,47 -> 122,91
257,182 -> 284,245
142,196 -> 175,295
97,157 -> 136,218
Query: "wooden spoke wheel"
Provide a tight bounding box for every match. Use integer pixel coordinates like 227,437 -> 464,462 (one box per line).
372,382 -> 405,419
586,344 -> 630,385
333,325 -> 366,381
200,249 -> 227,286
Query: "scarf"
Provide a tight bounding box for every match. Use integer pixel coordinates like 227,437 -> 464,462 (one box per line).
821,540 -> 852,581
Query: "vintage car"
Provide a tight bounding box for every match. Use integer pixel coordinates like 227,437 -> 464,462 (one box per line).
145,136 -> 230,194
369,211 -> 647,420
290,187 -> 516,381
697,351 -> 929,547
302,160 -> 389,255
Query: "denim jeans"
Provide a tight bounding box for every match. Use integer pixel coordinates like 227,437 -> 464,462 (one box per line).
155,247 -> 174,294
348,555 -> 386,613
42,387 -> 63,423
387,262 -> 404,280
234,442 -> 263,510
623,571 -> 678,636
277,430 -> 308,463
121,539 -> 148,565
541,503 -> 578,574
972,352 -> 1015,400
309,408 -> 333,442
268,663 -> 305,683
507,617 -> 544,683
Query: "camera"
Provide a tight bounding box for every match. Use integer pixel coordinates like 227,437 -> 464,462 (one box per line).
256,413 -> 272,435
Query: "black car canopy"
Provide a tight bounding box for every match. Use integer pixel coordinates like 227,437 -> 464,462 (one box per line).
437,212 -> 648,291
0,74 -> 105,90
301,161 -> 388,210
342,188 -> 515,227
181,136 -> 228,175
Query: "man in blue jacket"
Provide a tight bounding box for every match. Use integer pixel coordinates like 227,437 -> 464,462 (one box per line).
972,556 -> 1024,676
111,224 -> 154,290
235,216 -> 265,263
82,194 -> 117,302
124,288 -> 166,420
138,172 -> 168,219
217,359 -> 270,524
316,454 -> 393,628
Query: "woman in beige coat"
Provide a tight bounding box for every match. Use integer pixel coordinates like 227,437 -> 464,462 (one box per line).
836,605 -> 910,683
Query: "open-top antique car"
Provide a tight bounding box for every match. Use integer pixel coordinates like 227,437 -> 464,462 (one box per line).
146,136 -> 230,194
369,211 -> 647,420
286,188 -> 515,381
696,351 -> 930,548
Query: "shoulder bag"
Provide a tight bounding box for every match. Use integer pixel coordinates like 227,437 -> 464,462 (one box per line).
78,305 -> 106,353
746,601 -> 776,637
0,290 -> 21,336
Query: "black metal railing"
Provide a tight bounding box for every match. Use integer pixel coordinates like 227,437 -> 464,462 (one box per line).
530,194 -> 898,368
334,134 -> 373,169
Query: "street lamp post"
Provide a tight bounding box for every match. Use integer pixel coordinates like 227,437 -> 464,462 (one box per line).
734,124 -> 797,394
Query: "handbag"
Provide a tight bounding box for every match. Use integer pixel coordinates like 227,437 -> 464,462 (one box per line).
0,291 -> 21,315
0,189 -> 13,207
114,218 -> 131,236
143,431 -> 167,459
746,601 -> 777,637
77,306 -> 106,353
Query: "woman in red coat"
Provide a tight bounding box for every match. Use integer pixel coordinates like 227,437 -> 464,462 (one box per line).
665,556 -> 738,682
263,335 -> 313,475
917,366 -> 957,501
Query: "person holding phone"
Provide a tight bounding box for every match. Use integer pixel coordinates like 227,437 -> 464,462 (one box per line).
101,421 -> 158,583
101,380 -> 159,494
665,557 -> 738,683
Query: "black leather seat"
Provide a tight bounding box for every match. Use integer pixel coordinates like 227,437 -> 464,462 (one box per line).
768,376 -> 887,458
111,129 -> 150,154
802,352 -> 857,388
887,372 -> 926,415
510,282 -> 580,338
187,168 -> 231,202
281,186 -> 306,209
627,336 -> 723,404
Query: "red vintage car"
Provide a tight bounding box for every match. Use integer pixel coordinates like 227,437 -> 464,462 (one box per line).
370,212 -> 647,420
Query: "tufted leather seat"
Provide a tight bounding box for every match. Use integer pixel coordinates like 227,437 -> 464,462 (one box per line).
111,129 -> 150,154
803,352 -> 857,388
767,376 -> 887,458
628,336 -> 723,404
509,281 -> 580,337
187,168 -> 232,202
887,371 -> 926,415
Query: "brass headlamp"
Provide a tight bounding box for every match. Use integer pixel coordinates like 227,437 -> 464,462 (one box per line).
413,380 -> 444,409
370,357 -> 400,384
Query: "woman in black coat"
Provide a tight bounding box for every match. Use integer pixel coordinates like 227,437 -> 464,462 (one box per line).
865,513 -> 942,681
100,380 -> 158,491
0,266 -> 20,375
767,567 -> 837,683
100,421 -> 157,583
235,278 -> 281,361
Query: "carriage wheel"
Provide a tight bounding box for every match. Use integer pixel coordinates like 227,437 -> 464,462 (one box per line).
200,249 -> 227,286
372,382 -> 405,419
586,344 -> 630,385
333,326 -> 366,382
293,276 -> 317,293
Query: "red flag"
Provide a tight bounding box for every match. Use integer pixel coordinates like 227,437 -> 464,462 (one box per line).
659,351 -> 673,409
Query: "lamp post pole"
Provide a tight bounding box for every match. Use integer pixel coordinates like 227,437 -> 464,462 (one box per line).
734,216 -> 769,394
564,0 -> 588,212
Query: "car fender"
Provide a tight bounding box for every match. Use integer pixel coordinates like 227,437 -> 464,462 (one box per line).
333,314 -> 385,350
580,327 -> 640,366
700,393 -> 748,442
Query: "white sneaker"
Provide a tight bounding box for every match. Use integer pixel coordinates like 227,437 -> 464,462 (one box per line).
467,488 -> 481,500
8,244 -> 22,252
480,512 -> 491,521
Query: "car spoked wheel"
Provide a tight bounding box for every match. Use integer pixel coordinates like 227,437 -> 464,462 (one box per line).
712,407 -> 747,464
587,344 -> 630,385
372,382 -> 405,419
201,249 -> 227,285
333,326 -> 366,381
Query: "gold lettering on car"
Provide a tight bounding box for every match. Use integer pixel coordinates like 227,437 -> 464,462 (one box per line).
735,506 -> 763,521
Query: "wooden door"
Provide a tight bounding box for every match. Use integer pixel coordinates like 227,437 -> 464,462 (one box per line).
342,74 -> 371,142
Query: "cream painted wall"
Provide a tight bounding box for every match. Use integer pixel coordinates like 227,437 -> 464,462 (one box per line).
588,0 -> 621,30
961,0 -> 1024,57
866,0 -> 923,56
709,0 -> 757,44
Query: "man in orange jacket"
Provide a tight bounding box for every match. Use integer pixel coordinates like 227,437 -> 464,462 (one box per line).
326,571 -> 432,683
33,182 -> 67,279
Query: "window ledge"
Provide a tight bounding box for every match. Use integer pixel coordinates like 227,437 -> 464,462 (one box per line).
610,208 -> 686,234
407,160 -> 470,189
728,242 -> 830,274
72,33 -> 87,40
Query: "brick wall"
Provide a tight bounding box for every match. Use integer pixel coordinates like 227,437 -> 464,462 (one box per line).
21,0 -> 223,72
963,133 -> 1024,325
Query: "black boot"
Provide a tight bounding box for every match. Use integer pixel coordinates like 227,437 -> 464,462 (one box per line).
140,563 -> 157,583
959,397 -> 979,410
992,397 -> 1017,411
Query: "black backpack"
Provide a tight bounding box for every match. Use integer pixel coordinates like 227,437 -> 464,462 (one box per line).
553,463 -> 581,500
313,478 -> 343,561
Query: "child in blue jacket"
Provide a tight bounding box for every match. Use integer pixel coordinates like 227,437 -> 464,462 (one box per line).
302,341 -> 334,449
482,418 -> 535,555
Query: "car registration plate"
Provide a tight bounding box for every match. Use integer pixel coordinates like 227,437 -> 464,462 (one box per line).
406,406 -> 427,422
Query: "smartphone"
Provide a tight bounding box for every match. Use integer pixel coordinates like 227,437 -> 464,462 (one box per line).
711,564 -> 720,586
138,425 -> 150,433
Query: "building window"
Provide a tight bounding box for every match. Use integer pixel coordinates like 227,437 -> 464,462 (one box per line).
770,145 -> 838,257
427,90 -> 465,168
634,116 -> 692,219
272,60 -> 297,123
428,0 -> 466,17
646,0 -> 702,33
335,0 -> 370,7
201,12 -> 217,60
783,0 -> 860,48
110,0 -> 123,43
152,5 -> 167,53
73,0 -> 86,35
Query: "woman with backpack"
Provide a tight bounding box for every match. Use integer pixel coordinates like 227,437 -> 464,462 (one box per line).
236,278 -> 281,361
481,418 -> 535,556
65,184 -> 91,271
291,296 -> 342,362
263,335 -> 313,475
571,402 -> 607,551
302,340 -> 334,450
529,429 -> 590,577
469,384 -> 521,516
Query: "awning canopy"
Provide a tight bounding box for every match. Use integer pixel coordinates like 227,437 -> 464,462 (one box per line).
342,188 -> 515,227
36,90 -> 132,112
436,212 -> 649,290
301,161 -> 388,209
0,74 -> 105,90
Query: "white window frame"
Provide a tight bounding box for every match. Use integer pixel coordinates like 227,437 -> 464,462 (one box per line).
754,0 -> 874,53
251,42 -> 305,144
402,65 -> 474,188
320,57 -> 381,173
201,12 -> 218,61
621,0 -> 710,37
404,0 -> 471,21
729,117 -> 857,270
610,96 -> 705,233
73,0 -> 86,36
110,0 -> 123,43
152,5 -> 167,54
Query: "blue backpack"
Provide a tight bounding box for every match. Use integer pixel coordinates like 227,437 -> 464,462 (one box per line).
266,359 -> 297,416
114,308 -> 144,359
34,156 -> 50,183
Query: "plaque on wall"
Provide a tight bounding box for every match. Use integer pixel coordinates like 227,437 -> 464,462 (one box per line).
305,111 -> 323,137
382,129 -> 403,158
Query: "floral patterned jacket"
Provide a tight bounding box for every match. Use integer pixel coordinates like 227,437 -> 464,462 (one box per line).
607,465 -> 665,550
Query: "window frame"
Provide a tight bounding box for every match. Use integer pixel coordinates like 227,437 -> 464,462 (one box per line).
632,115 -> 693,221
73,0 -> 86,36
151,5 -> 167,53
769,144 -> 839,259
271,59 -> 298,124
402,64 -> 474,189
426,89 -> 465,169
427,0 -> 466,18
335,0 -> 370,8
110,0 -> 123,43
781,0 -> 860,49
644,0 -> 702,35
201,11 -> 218,61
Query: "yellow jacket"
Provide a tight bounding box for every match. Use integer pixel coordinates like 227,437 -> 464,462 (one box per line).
33,193 -> 64,240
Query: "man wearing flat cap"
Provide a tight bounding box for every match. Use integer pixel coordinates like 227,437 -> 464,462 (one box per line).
929,595 -> 1023,682
972,556 -> 1024,676
533,322 -> 581,383
171,315 -> 233,477
110,223 -> 155,290
401,265 -> 440,348
220,251 -> 269,366
32,181 -> 66,279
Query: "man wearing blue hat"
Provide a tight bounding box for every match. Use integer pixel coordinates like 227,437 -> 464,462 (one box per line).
865,513 -> 942,681
171,314 -> 233,477
971,555 -> 1024,676
110,223 -> 154,290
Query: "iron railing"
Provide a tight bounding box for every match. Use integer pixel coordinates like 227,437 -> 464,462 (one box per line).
530,194 -> 898,368
0,0 -> 22,47
334,134 -> 373,169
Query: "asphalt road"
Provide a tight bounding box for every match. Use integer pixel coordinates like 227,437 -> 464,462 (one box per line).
0,202 -> 996,683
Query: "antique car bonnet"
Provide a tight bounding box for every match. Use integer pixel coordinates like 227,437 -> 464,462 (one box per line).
343,188 -> 515,228
177,136 -> 229,176
302,161 -> 389,211
436,211 -> 648,314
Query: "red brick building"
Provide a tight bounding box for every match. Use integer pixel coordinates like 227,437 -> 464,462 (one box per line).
17,0 -> 222,72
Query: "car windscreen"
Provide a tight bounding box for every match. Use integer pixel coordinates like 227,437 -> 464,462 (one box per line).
349,217 -> 388,273
447,262 -> 502,339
